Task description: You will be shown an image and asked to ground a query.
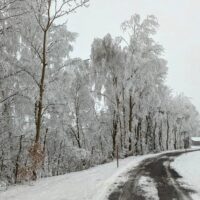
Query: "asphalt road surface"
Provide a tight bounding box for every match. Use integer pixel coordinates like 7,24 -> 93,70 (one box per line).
109,150 -> 199,200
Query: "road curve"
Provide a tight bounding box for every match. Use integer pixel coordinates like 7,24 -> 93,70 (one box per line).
109,150 -> 199,200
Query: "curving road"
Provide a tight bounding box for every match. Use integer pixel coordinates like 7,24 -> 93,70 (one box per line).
109,150 -> 199,200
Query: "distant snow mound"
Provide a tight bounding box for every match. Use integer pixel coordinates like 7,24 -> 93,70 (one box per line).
191,137 -> 200,142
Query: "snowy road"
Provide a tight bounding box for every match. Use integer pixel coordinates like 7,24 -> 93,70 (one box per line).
109,150 -> 200,200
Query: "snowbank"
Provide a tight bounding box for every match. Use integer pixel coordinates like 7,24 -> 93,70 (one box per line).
191,137 -> 200,142
171,150 -> 200,200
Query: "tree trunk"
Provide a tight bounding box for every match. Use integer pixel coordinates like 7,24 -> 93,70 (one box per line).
128,95 -> 133,151
129,95 -> 133,132
35,30 -> 48,144
135,119 -> 141,155
122,87 -> 126,148
112,110 -> 118,158
166,114 -> 169,150
158,121 -> 163,151
153,121 -> 157,151
14,135 -> 23,183
173,127 -> 177,149
75,101 -> 81,148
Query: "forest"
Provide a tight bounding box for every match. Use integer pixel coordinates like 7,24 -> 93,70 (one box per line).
0,0 -> 199,185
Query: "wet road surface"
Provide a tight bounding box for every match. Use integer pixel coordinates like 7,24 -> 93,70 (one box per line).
109,150 -> 199,200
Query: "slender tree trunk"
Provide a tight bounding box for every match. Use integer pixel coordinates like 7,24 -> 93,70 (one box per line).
153,121 -> 157,151
166,114 -> 170,150
32,28 -> 49,181
145,115 -> 150,145
75,101 -> 81,148
14,135 -> 23,183
129,95 -> 133,132
173,127 -> 177,149
178,122 -> 183,149
112,110 -> 118,158
35,30 -> 48,144
135,119 -> 141,155
139,125 -> 143,154
56,141 -> 63,175
119,118 -> 123,150
100,136 -> 103,156
159,121 -> 163,151
0,150 -> 4,177
122,87 -> 126,148
128,95 -> 133,151
111,76 -> 120,157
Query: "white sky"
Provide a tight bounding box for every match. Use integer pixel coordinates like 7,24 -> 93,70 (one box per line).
63,0 -> 200,111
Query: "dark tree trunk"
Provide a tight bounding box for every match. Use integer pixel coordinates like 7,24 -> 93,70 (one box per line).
153,121 -> 157,151
75,97 -> 82,149
135,119 -> 141,155
128,95 -> 135,152
145,115 -> 150,145
173,127 -> 177,149
166,114 -> 170,150
129,95 -> 133,133
122,87 -> 126,148
14,135 -> 23,183
159,121 -> 163,151
35,30 -> 48,144
139,125 -> 143,154
112,110 -> 118,158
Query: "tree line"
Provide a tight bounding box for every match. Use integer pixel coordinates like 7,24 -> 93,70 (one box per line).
0,0 -> 199,184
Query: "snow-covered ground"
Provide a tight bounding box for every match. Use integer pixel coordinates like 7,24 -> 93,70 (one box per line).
1,149 -> 197,200
0,152 -> 165,200
191,137 -> 200,142
171,150 -> 200,200
138,176 -> 159,200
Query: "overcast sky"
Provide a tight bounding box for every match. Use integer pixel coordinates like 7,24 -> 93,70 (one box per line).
64,0 -> 200,111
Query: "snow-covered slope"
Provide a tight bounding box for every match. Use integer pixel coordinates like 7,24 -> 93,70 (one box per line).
0,153 -> 162,200
171,150 -> 200,200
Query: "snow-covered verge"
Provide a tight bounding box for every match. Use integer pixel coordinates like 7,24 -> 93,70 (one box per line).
0,152 -> 167,200
171,150 -> 200,200
191,145 -> 200,149
0,149 -> 193,200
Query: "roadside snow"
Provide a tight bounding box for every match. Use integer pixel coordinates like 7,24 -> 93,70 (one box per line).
0,149 -> 191,200
171,150 -> 200,200
138,176 -> 159,200
0,153 -> 160,200
191,145 -> 200,149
